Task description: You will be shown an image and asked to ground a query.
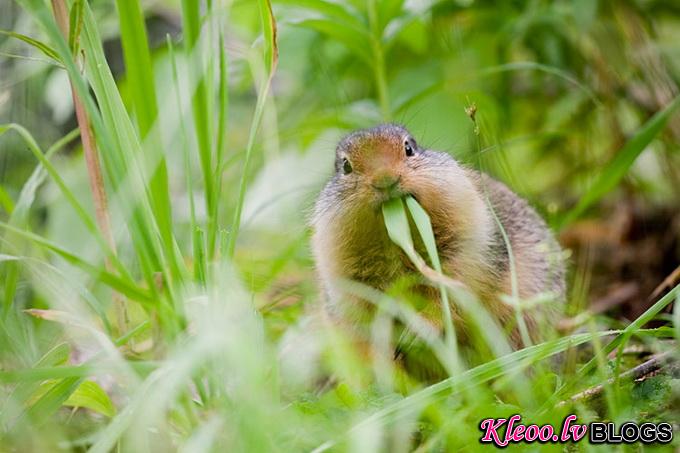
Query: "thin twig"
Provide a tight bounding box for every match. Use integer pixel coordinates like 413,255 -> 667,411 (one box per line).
649,265 -> 680,302
558,350 -> 678,407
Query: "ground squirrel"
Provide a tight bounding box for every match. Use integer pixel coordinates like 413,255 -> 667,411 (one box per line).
311,124 -> 565,360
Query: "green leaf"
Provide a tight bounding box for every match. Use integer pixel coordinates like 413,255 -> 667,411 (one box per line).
5,343 -> 71,410
559,95 -> 680,228
404,196 -> 441,270
181,0 -> 215,258
287,18 -> 372,64
21,377 -> 83,426
63,380 -> 116,417
0,30 -> 61,62
0,123 -> 130,281
0,222 -> 153,304
378,0 -> 404,31
226,0 -> 279,258
381,197 -> 416,260
114,0 -> 176,279
68,0 -> 84,54
404,196 -> 456,353
259,0 -> 278,75
36,343 -> 72,368
543,284 -> 680,410
273,0 -> 364,26
0,184 -> 14,214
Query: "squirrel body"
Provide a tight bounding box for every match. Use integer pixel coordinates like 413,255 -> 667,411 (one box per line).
311,124 -> 565,349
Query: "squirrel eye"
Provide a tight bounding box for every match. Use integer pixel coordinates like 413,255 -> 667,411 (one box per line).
342,158 -> 353,174
404,140 -> 414,157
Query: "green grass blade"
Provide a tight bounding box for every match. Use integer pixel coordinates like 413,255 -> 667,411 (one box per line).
382,197 -> 460,371
381,198 -> 416,260
404,196 -> 457,362
226,0 -> 278,258
18,377 -> 83,427
559,94 -> 680,228
67,0 -> 84,53
0,223 -> 152,304
0,362 -> 157,384
3,343 -> 71,415
210,22 -> 229,260
315,329 -> 620,451
16,0 -> 172,298
0,124 -> 128,278
1,129 -> 79,317
0,29 -> 61,62
181,0 -> 215,257
541,283 -> 680,411
115,0 -> 175,276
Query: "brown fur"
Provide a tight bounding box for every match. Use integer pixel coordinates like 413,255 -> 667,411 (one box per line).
311,124 -> 565,355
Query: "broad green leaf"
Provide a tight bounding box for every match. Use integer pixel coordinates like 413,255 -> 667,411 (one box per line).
273,0 -> 364,26
287,18 -> 372,64
63,380 -> 116,417
377,0 -> 404,31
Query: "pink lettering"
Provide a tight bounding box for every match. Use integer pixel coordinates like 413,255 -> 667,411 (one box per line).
539,425 -> 554,441
510,424 -> 525,441
525,424 -> 539,441
561,415 -> 577,441
570,423 -> 587,442
479,414 -> 587,447
480,418 -> 508,446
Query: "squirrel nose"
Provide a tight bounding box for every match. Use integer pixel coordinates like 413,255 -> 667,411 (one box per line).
371,173 -> 400,190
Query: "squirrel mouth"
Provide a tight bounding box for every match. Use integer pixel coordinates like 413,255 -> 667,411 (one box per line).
371,176 -> 403,200
373,188 -> 416,210
373,186 -> 404,202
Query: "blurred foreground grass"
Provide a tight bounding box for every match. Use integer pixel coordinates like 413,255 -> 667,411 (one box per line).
1,0 -> 680,451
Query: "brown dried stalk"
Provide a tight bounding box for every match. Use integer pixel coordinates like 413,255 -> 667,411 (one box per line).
50,0 -> 127,331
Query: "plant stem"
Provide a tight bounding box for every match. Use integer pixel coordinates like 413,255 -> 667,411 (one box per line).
368,0 -> 390,120
50,0 -> 127,332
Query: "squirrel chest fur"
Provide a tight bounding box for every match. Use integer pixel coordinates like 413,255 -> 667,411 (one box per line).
311,124 -> 565,348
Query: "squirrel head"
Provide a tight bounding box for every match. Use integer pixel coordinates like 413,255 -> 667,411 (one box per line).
333,124 -> 421,205
330,124 -> 468,209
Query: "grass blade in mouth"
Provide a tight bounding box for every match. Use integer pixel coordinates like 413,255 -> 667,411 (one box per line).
381,196 -> 459,372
